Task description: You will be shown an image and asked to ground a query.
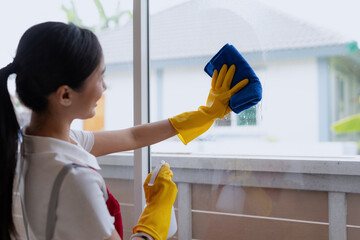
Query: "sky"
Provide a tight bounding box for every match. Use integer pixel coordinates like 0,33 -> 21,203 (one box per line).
1,0 -> 360,67
257,0 -> 360,41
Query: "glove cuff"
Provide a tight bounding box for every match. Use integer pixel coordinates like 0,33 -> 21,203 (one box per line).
133,224 -> 162,240
169,113 -> 214,145
130,232 -> 154,240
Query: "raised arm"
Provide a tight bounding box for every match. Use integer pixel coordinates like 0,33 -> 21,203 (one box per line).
90,119 -> 177,157
91,64 -> 249,157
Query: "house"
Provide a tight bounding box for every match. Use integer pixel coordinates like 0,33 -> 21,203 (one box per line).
93,0 -> 360,155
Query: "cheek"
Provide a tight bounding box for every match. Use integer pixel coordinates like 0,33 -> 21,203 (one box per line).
88,85 -> 103,101
95,86 -> 104,100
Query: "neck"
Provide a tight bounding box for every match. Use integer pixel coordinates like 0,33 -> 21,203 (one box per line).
26,111 -> 73,143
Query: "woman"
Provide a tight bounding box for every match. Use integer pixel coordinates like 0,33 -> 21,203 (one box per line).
0,22 -> 248,240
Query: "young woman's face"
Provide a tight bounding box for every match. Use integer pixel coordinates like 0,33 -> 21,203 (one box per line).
72,56 -> 107,119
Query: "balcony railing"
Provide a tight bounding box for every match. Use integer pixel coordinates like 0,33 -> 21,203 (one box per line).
99,153 -> 360,240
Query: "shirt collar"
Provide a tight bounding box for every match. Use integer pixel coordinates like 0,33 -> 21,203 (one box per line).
21,127 -> 101,170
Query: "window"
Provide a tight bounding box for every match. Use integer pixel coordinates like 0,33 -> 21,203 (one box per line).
145,0 -> 360,239
4,0 -> 360,239
147,0 -> 360,157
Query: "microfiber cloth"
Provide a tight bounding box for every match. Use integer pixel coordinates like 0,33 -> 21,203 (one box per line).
204,43 -> 262,114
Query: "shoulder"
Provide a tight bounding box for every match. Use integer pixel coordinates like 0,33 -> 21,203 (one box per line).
70,129 -> 94,152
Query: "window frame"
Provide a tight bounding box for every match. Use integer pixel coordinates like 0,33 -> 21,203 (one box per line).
133,0 -> 150,223
131,0 -> 360,229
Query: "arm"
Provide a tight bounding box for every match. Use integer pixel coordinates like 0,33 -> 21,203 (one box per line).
105,229 -> 121,240
91,64 -> 247,156
104,230 -> 147,240
169,64 -> 248,144
90,119 -> 177,157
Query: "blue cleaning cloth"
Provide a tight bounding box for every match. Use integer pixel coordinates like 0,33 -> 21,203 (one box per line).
204,43 -> 262,114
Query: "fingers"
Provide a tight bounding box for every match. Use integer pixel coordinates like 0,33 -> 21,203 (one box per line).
160,163 -> 170,174
158,163 -> 174,180
223,64 -> 236,90
210,64 -> 247,97
144,171 -> 153,185
211,69 -> 218,89
145,163 -> 174,186
215,64 -> 228,89
230,78 -> 249,96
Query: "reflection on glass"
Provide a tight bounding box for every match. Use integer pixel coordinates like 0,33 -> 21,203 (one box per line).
148,1 -> 360,239
237,106 -> 257,126
148,0 -> 359,156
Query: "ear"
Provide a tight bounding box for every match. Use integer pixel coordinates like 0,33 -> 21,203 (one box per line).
55,85 -> 73,107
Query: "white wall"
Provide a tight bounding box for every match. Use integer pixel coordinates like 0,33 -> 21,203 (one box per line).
104,71 -> 134,130
157,65 -> 211,118
104,58 -> 320,142
101,58 -> 359,155
260,58 -> 319,143
150,58 -> 320,143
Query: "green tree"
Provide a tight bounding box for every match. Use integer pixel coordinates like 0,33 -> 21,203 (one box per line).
61,0 -> 132,31
61,0 -> 84,28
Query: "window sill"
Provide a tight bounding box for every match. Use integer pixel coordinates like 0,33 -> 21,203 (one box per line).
98,153 -> 360,193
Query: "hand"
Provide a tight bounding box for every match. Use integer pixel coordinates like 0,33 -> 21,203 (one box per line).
168,64 -> 249,145
143,163 -> 177,205
133,163 -> 178,240
199,64 -> 249,119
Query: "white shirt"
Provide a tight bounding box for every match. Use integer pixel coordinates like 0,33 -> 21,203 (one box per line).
20,128 -> 115,240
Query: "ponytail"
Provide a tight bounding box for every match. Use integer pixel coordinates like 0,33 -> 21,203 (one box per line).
0,63 -> 20,240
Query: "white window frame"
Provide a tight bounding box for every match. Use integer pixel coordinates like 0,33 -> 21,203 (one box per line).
130,1 -> 360,237
133,0 -> 150,223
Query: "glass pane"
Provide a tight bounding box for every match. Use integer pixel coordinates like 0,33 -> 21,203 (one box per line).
2,1 -> 135,239
148,0 -> 360,240
148,0 -> 360,157
87,1 -> 135,238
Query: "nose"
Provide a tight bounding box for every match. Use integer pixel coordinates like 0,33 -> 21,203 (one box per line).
102,81 -> 107,91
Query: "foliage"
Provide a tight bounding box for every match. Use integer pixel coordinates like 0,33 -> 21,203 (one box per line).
332,114 -> 360,133
61,0 -> 132,31
332,113 -> 360,149
61,0 -> 84,28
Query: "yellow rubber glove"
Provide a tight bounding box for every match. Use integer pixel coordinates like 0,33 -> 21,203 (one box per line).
133,163 -> 178,240
169,64 -> 249,145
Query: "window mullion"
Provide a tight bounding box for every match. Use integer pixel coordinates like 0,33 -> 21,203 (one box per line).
133,0 -> 150,225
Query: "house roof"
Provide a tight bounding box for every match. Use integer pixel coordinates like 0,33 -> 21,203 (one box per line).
98,0 -> 357,66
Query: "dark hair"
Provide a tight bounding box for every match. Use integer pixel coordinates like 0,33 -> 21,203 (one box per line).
0,21 -> 102,239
